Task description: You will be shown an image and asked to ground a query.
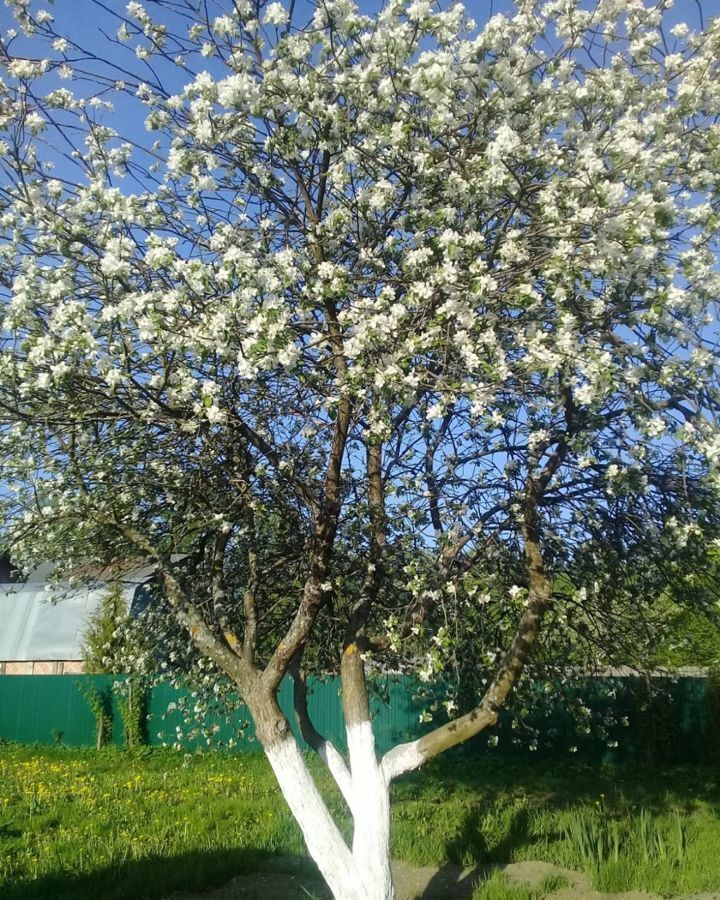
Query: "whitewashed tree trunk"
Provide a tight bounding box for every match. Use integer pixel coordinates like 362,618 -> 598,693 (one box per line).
265,735 -> 367,900
347,721 -> 395,900
265,728 -> 396,900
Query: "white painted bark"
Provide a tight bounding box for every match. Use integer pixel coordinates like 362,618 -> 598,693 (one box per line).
319,739 -> 356,814
265,736 -> 366,900
266,729 -> 397,900
381,737 -> 425,782
347,721 -> 396,900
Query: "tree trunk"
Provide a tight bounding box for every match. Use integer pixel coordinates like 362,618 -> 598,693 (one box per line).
342,643 -> 396,899
264,734 -> 360,899
253,680 -> 396,900
243,471 -> 557,900
347,719 -> 395,900
263,729 -> 396,900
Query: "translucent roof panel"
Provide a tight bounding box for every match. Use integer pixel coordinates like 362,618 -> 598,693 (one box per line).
0,583 -> 136,661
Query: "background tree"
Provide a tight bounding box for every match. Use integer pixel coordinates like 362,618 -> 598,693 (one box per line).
0,1 -> 719,898
82,581 -> 132,674
650,542 -> 720,671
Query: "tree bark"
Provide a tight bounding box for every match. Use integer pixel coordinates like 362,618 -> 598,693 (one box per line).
264,735 -> 368,900
249,689 -> 365,899
342,643 -> 395,900
251,682 -> 397,900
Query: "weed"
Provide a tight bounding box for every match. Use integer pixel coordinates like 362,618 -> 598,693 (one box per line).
638,807 -> 686,865
113,678 -> 147,747
562,806 -> 620,872
76,681 -> 113,750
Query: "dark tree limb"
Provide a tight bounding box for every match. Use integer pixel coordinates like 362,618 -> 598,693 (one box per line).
289,652 -> 354,808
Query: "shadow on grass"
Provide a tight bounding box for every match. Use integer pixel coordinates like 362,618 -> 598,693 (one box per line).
418,863 -> 486,899
417,804 -> 532,899
396,751 -> 720,846
6,757 -> 720,900
2,848 -> 329,900
411,757 -> 720,900
412,752 -> 720,808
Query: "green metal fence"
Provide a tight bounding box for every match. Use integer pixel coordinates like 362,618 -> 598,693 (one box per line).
0,674 -> 429,754
0,673 -> 716,763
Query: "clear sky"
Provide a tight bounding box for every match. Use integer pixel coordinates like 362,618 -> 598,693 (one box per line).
2,0 -> 716,28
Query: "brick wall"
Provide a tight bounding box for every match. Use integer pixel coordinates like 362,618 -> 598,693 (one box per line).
0,660 -> 85,675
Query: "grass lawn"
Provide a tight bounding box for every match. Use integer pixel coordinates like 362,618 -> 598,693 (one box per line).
1,743 -> 720,899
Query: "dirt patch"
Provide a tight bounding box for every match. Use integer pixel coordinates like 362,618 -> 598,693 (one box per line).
168,859 -> 720,900
170,870 -> 328,900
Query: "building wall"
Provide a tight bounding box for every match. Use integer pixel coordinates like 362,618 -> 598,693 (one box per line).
0,660 -> 85,675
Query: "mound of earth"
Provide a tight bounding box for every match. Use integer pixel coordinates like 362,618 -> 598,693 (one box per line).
169,858 -> 720,900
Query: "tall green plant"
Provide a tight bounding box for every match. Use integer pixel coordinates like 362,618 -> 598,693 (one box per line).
638,809 -> 687,867
113,677 -> 147,748
563,805 -> 620,875
81,583 -> 130,675
77,682 -> 113,750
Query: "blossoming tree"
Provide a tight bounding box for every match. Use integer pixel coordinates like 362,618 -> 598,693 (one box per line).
1,0 -> 719,897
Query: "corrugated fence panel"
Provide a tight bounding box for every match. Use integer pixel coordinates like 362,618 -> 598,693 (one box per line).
0,674 -> 99,746
0,674 -> 716,763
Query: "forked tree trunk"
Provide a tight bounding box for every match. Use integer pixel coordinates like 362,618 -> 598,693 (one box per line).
263,728 -> 395,900
252,516 -> 554,900
265,734 -> 366,900
252,681 -> 396,900
156,471 -> 553,900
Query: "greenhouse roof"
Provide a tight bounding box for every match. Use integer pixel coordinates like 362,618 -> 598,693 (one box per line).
0,567 -> 154,662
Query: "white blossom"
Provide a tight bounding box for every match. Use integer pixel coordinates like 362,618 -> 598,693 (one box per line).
263,3 -> 288,27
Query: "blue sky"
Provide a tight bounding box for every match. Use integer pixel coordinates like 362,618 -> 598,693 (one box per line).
1,0 -> 717,191
1,0 -> 714,26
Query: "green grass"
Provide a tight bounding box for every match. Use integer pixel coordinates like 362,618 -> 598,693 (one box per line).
2,744 -> 720,899
471,873 -> 569,900
392,756 -> 720,895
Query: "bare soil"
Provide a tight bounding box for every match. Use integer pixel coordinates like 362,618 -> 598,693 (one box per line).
168,858 -> 720,900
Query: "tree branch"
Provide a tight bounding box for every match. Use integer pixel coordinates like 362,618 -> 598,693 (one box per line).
382,435 -> 568,781
289,653 -> 355,810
